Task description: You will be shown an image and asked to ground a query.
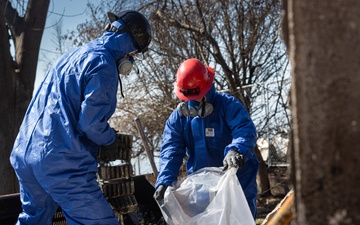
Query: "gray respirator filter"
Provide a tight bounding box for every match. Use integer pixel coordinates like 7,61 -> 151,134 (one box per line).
117,57 -> 134,75
177,101 -> 213,118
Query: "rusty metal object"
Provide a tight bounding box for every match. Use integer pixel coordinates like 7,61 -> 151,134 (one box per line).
97,133 -> 138,222
98,164 -> 133,180
52,208 -> 67,225
97,133 -> 133,162
115,134 -> 133,162
108,195 -> 138,214
101,179 -> 135,197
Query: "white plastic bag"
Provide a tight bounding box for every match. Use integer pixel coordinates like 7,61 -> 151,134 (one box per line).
157,167 -> 255,225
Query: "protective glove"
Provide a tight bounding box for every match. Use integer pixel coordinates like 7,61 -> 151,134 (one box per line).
153,185 -> 168,202
98,138 -> 120,162
223,150 -> 244,171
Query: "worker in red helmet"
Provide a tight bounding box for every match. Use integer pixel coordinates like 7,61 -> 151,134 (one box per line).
154,58 -> 259,219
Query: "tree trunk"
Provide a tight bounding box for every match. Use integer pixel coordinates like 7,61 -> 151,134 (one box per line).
0,12 -> 18,195
0,0 -> 50,195
254,145 -> 270,194
285,0 -> 360,224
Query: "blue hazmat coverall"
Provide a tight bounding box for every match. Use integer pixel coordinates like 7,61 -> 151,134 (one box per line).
10,20 -> 137,225
155,85 -> 259,218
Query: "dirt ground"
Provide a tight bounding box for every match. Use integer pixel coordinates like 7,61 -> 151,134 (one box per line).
256,193 -> 285,224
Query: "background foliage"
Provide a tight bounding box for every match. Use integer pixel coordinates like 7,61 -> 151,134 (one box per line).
64,0 -> 291,165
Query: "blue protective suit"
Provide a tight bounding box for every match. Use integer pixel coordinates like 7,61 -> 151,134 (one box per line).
155,85 -> 259,218
10,20 -> 137,225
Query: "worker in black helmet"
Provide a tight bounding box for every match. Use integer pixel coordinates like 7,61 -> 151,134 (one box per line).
10,10 -> 151,225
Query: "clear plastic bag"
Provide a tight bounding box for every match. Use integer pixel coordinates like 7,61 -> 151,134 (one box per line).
157,167 -> 255,225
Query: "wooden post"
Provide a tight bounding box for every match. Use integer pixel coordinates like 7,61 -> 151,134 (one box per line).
134,118 -> 159,179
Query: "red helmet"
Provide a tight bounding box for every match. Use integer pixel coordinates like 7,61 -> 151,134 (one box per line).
175,59 -> 215,101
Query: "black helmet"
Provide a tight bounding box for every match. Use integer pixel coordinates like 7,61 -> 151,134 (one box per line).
108,10 -> 152,53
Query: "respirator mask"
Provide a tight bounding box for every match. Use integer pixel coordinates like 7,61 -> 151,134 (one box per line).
116,53 -> 140,97
177,98 -> 213,118
117,56 -> 135,75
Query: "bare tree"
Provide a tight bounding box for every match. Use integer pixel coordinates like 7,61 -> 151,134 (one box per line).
69,0 -> 290,192
52,19 -> 65,54
0,0 -> 50,195
142,0 -> 289,192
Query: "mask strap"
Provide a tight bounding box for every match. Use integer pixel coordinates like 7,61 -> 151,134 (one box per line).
200,97 -> 206,117
118,74 -> 124,98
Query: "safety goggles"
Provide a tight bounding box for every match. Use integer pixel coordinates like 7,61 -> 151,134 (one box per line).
180,87 -> 200,96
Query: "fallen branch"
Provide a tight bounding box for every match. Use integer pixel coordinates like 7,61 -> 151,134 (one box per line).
261,189 -> 294,225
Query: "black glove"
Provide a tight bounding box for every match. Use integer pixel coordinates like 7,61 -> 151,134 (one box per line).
153,185 -> 168,201
98,138 -> 120,162
223,150 -> 244,171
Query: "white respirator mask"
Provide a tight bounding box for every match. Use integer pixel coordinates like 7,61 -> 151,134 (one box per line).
117,56 -> 135,75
